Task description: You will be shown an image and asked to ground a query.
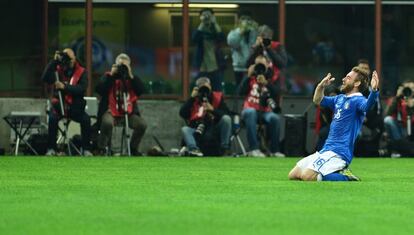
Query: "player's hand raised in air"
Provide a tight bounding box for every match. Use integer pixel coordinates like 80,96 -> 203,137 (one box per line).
371,71 -> 379,91
318,73 -> 335,88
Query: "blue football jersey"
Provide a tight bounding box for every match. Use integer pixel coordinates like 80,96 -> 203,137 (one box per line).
320,91 -> 379,164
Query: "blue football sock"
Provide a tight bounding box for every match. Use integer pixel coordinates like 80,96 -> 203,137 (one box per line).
322,173 -> 349,181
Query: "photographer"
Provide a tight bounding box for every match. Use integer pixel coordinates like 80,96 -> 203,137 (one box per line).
179,77 -> 231,156
247,25 -> 287,86
41,48 -> 92,156
227,11 -> 258,85
239,55 -> 284,157
95,53 -> 147,156
383,81 -> 414,155
192,8 -> 226,91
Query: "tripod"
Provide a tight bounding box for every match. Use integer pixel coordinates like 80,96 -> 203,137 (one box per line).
54,71 -> 81,155
230,115 -> 247,156
120,79 -> 132,156
56,119 -> 82,155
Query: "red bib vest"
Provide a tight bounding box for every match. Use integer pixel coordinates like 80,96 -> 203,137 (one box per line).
388,98 -> 414,127
108,75 -> 138,117
243,77 -> 272,112
189,92 -> 223,122
56,62 -> 85,105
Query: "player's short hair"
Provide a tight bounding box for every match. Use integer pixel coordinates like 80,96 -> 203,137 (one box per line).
352,66 -> 369,92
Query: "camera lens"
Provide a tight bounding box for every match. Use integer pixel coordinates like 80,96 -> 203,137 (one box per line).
116,64 -> 129,79
57,52 -> 71,67
262,38 -> 271,47
402,87 -> 412,98
254,63 -> 266,76
267,98 -> 276,110
194,123 -> 206,138
198,86 -> 211,100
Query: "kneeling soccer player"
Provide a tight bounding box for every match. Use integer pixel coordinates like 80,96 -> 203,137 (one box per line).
288,67 -> 379,181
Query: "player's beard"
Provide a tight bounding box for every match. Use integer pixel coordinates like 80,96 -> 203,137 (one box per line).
340,82 -> 353,93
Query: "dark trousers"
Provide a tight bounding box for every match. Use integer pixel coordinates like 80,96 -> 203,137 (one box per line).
48,109 -> 91,150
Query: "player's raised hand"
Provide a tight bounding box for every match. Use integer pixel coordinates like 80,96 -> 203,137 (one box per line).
371,71 -> 379,91
319,73 -> 335,88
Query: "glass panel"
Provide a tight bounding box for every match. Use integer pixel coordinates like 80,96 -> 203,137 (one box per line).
381,5 -> 414,96
0,0 -> 43,97
188,4 -> 278,95
285,5 -> 375,96
94,4 -> 182,97
49,3 -> 183,96
48,2 -> 86,73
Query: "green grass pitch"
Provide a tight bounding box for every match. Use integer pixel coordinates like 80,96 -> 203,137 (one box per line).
1,157 -> 414,235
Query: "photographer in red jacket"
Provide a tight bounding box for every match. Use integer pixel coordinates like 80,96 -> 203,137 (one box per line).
239,55 -> 284,157
41,48 -> 92,156
95,53 -> 147,156
179,77 -> 231,156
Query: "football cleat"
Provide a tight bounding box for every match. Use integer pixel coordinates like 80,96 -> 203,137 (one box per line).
339,168 -> 361,181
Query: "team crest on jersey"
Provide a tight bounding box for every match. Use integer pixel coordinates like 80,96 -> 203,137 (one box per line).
344,102 -> 350,110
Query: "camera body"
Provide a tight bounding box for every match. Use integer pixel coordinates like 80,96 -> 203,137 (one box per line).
259,90 -> 277,110
198,85 -> 211,101
262,38 -> 272,47
194,85 -> 213,138
114,64 -> 129,80
253,63 -> 267,77
194,121 -> 206,139
56,51 -> 71,67
402,87 -> 413,99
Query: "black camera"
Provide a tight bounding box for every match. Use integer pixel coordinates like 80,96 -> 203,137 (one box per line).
198,85 -> 211,101
262,38 -> 271,47
56,52 -> 71,67
194,122 -> 206,139
115,64 -> 129,80
402,87 -> 413,98
260,91 -> 277,110
253,63 -> 267,77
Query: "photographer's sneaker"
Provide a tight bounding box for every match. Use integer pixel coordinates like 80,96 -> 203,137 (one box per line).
188,149 -> 203,157
249,149 -> 266,158
391,152 -> 401,158
83,150 -> 94,157
270,152 -> 286,158
45,149 -> 56,156
339,168 -> 361,181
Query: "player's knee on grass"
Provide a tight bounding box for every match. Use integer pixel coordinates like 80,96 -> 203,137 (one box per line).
288,166 -> 302,180
301,169 -> 318,181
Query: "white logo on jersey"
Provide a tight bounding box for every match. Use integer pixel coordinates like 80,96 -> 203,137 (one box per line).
334,109 -> 342,119
247,83 -> 264,104
344,102 -> 350,110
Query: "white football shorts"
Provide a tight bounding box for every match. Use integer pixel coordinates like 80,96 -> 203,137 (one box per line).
296,151 -> 347,176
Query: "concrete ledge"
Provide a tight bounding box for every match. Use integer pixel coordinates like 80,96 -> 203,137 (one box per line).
0,98 -> 185,154
0,97 -> 318,155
